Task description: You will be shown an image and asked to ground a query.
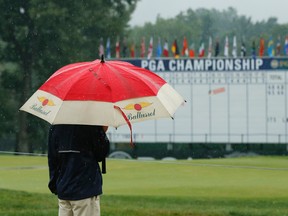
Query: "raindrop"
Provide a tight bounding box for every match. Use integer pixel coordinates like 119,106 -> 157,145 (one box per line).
19,7 -> 25,14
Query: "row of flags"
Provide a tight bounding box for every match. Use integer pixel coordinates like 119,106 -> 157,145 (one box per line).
99,36 -> 288,59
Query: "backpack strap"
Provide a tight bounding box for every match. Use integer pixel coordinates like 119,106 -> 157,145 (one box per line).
101,158 -> 106,174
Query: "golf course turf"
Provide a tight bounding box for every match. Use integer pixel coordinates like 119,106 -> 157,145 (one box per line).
1,155 -> 288,215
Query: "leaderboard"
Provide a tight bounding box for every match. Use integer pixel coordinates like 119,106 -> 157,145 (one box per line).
110,58 -> 288,144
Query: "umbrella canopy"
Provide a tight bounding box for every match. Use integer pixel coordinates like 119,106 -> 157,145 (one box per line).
20,57 -> 185,128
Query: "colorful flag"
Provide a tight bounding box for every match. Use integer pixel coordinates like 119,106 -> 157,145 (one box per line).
163,39 -> 169,57
232,36 -> 237,57
171,39 -> 180,58
189,42 -> 195,58
251,40 -> 256,58
285,36 -> 288,56
130,41 -> 135,58
140,37 -> 145,58
156,37 -> 162,57
267,37 -> 275,57
224,36 -> 229,57
182,36 -> 189,56
259,37 -> 265,57
147,37 -> 153,59
99,37 -> 104,58
241,41 -> 246,57
215,39 -> 220,57
207,37 -> 212,58
276,36 -> 281,56
106,37 -> 111,59
115,37 -> 120,58
198,41 -> 205,58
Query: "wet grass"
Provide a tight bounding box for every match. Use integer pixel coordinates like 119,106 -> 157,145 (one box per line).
1,189 -> 288,216
0,155 -> 288,215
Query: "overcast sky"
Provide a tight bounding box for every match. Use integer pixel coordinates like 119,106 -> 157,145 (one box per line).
129,0 -> 288,26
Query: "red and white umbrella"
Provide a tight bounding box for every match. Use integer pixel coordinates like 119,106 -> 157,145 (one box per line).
20,57 -> 185,129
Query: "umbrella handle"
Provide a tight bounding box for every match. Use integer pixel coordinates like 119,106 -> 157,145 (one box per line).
114,105 -> 134,147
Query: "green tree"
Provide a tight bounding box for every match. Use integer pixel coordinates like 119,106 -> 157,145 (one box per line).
0,0 -> 137,153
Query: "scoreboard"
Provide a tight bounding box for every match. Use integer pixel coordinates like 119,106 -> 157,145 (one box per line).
108,57 -> 288,144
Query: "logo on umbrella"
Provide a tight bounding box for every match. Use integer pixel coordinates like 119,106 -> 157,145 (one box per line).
123,102 -> 156,121
37,96 -> 55,106
123,102 -> 152,111
28,96 -> 55,116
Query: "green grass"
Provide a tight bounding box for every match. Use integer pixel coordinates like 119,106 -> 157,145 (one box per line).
1,155 -> 288,215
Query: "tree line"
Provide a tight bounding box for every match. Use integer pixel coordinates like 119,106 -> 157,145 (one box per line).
0,0 -> 138,153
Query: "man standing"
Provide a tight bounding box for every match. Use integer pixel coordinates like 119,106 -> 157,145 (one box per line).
48,125 -> 109,216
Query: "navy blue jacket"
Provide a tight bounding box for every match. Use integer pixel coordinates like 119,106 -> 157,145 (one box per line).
48,125 -> 107,200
